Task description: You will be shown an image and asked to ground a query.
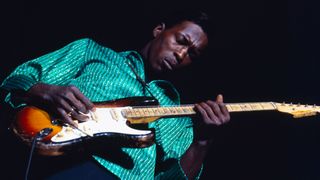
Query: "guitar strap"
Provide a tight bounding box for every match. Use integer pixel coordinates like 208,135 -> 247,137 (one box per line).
126,60 -> 158,102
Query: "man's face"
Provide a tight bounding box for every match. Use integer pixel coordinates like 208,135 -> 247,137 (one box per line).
147,21 -> 208,73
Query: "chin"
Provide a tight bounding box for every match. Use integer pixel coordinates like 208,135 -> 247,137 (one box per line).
154,68 -> 163,74
151,64 -> 163,73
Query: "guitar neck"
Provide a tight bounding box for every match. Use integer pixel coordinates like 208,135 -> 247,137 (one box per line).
123,102 -> 276,119
226,102 -> 276,112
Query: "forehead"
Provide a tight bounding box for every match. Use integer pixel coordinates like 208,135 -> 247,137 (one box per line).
169,21 -> 208,47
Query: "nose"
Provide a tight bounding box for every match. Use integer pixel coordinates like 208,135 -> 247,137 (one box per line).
174,47 -> 188,63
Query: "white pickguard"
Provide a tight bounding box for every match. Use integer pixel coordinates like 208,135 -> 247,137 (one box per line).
51,107 -> 151,143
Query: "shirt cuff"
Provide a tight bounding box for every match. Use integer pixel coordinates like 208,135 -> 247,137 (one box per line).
1,75 -> 38,92
1,75 -> 38,108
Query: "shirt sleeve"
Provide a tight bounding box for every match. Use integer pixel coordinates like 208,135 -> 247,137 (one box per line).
0,38 -> 92,108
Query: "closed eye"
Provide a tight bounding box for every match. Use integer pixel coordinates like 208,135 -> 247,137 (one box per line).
176,33 -> 189,45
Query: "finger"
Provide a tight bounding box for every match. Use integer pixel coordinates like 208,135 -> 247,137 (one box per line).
56,107 -> 78,127
206,101 -> 224,124
56,98 -> 76,115
199,102 -> 220,124
70,86 -> 94,112
195,104 -> 210,122
215,95 -> 230,123
70,95 -> 87,114
196,103 -> 221,125
219,103 -> 230,122
61,88 -> 88,114
55,92 -> 84,118
73,115 -> 89,122
72,113 -> 90,122
215,94 -> 230,123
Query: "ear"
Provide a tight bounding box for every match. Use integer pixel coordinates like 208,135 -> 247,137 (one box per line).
153,23 -> 166,38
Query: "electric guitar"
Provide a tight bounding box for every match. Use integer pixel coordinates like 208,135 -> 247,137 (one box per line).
12,96 -> 320,156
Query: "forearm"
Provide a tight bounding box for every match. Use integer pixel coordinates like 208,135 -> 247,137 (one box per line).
180,140 -> 212,179
181,95 -> 230,179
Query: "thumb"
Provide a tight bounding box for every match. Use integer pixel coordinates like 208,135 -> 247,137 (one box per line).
216,94 -> 223,103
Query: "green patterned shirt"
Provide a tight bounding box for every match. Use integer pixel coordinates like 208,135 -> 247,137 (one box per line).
1,38 -> 202,179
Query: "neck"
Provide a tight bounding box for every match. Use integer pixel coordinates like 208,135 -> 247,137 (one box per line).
139,42 -> 163,81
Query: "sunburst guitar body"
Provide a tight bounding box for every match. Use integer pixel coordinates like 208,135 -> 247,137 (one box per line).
12,97 -> 158,156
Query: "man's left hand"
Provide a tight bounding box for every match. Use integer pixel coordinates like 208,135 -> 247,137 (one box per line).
193,94 -> 230,141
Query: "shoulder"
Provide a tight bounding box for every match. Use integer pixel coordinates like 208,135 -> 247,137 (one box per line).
66,38 -> 110,50
71,38 -> 94,45
65,38 -> 118,57
67,38 -> 96,48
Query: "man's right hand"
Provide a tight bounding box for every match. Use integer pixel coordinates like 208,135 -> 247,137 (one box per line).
25,83 -> 94,126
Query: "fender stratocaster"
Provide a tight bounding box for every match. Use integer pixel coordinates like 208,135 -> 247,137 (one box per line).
12,96 -> 320,156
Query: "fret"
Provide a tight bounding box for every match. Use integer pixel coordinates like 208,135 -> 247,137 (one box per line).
160,108 -> 166,114
240,104 -> 252,110
259,103 -> 276,110
226,102 -> 276,112
248,103 -> 264,110
138,109 -> 144,116
185,106 -> 195,113
147,108 -> 153,115
142,108 -> 147,115
123,109 -> 130,116
151,108 -> 159,116
169,108 -> 176,114
175,107 -> 182,113
227,104 -> 241,111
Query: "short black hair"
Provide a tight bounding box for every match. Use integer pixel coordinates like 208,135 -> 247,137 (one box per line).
160,10 -> 212,38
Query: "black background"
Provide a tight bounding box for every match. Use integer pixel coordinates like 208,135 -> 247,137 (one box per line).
1,0 -> 320,179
